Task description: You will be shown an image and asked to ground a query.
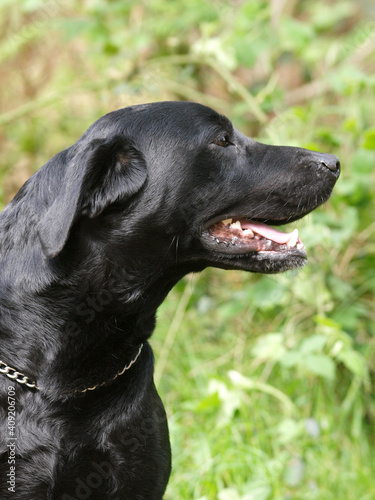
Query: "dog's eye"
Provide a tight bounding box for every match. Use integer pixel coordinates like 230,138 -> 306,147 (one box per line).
215,135 -> 232,147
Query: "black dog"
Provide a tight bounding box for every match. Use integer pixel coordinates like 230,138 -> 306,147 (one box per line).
0,101 -> 339,499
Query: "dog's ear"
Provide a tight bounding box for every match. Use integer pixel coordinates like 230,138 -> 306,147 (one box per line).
37,136 -> 147,259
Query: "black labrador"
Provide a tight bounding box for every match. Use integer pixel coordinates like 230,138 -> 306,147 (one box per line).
0,101 -> 340,499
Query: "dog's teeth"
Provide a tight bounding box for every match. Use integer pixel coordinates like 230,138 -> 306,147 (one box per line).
297,242 -> 304,250
222,218 -> 232,226
230,221 -> 242,230
243,228 -> 254,237
286,229 -> 299,247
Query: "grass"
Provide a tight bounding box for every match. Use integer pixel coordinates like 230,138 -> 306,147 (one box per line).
154,272 -> 375,499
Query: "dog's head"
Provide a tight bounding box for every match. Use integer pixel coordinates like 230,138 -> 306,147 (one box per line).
36,101 -> 340,275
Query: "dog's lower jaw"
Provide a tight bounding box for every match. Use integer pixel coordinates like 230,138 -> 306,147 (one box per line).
198,236 -> 307,274
202,251 -> 307,274
250,250 -> 307,273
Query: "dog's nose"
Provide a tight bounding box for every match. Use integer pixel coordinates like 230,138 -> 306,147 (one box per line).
318,153 -> 341,175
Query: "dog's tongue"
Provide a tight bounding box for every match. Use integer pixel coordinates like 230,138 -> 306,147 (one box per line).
240,220 -> 296,244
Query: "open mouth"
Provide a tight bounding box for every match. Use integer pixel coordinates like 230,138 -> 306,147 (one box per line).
201,218 -> 306,258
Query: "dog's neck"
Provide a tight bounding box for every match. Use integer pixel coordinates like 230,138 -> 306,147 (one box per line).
0,191 -> 202,398
0,240 -> 192,399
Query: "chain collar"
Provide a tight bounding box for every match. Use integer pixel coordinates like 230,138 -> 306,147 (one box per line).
0,343 -> 144,395
0,361 -> 38,390
71,343 -> 144,395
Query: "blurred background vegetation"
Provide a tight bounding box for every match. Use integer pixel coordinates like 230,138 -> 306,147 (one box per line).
1,0 -> 374,498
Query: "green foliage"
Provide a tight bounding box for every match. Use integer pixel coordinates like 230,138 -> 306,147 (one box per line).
1,0 -> 375,498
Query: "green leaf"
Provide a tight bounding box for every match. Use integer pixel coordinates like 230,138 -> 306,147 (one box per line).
243,484 -> 272,500
279,351 -> 300,368
292,273 -> 332,305
337,350 -> 367,378
196,392 -> 220,412
331,303 -> 367,332
351,148 -> 375,174
304,354 -> 336,380
251,333 -> 286,361
280,18 -> 315,52
249,277 -> 287,310
299,334 -> 327,354
362,128 -> 375,150
327,274 -> 354,301
217,300 -> 247,320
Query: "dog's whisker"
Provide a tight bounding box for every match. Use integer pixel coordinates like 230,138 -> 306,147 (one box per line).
174,235 -> 180,262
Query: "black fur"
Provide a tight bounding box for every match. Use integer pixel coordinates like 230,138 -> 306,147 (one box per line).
0,101 -> 340,499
